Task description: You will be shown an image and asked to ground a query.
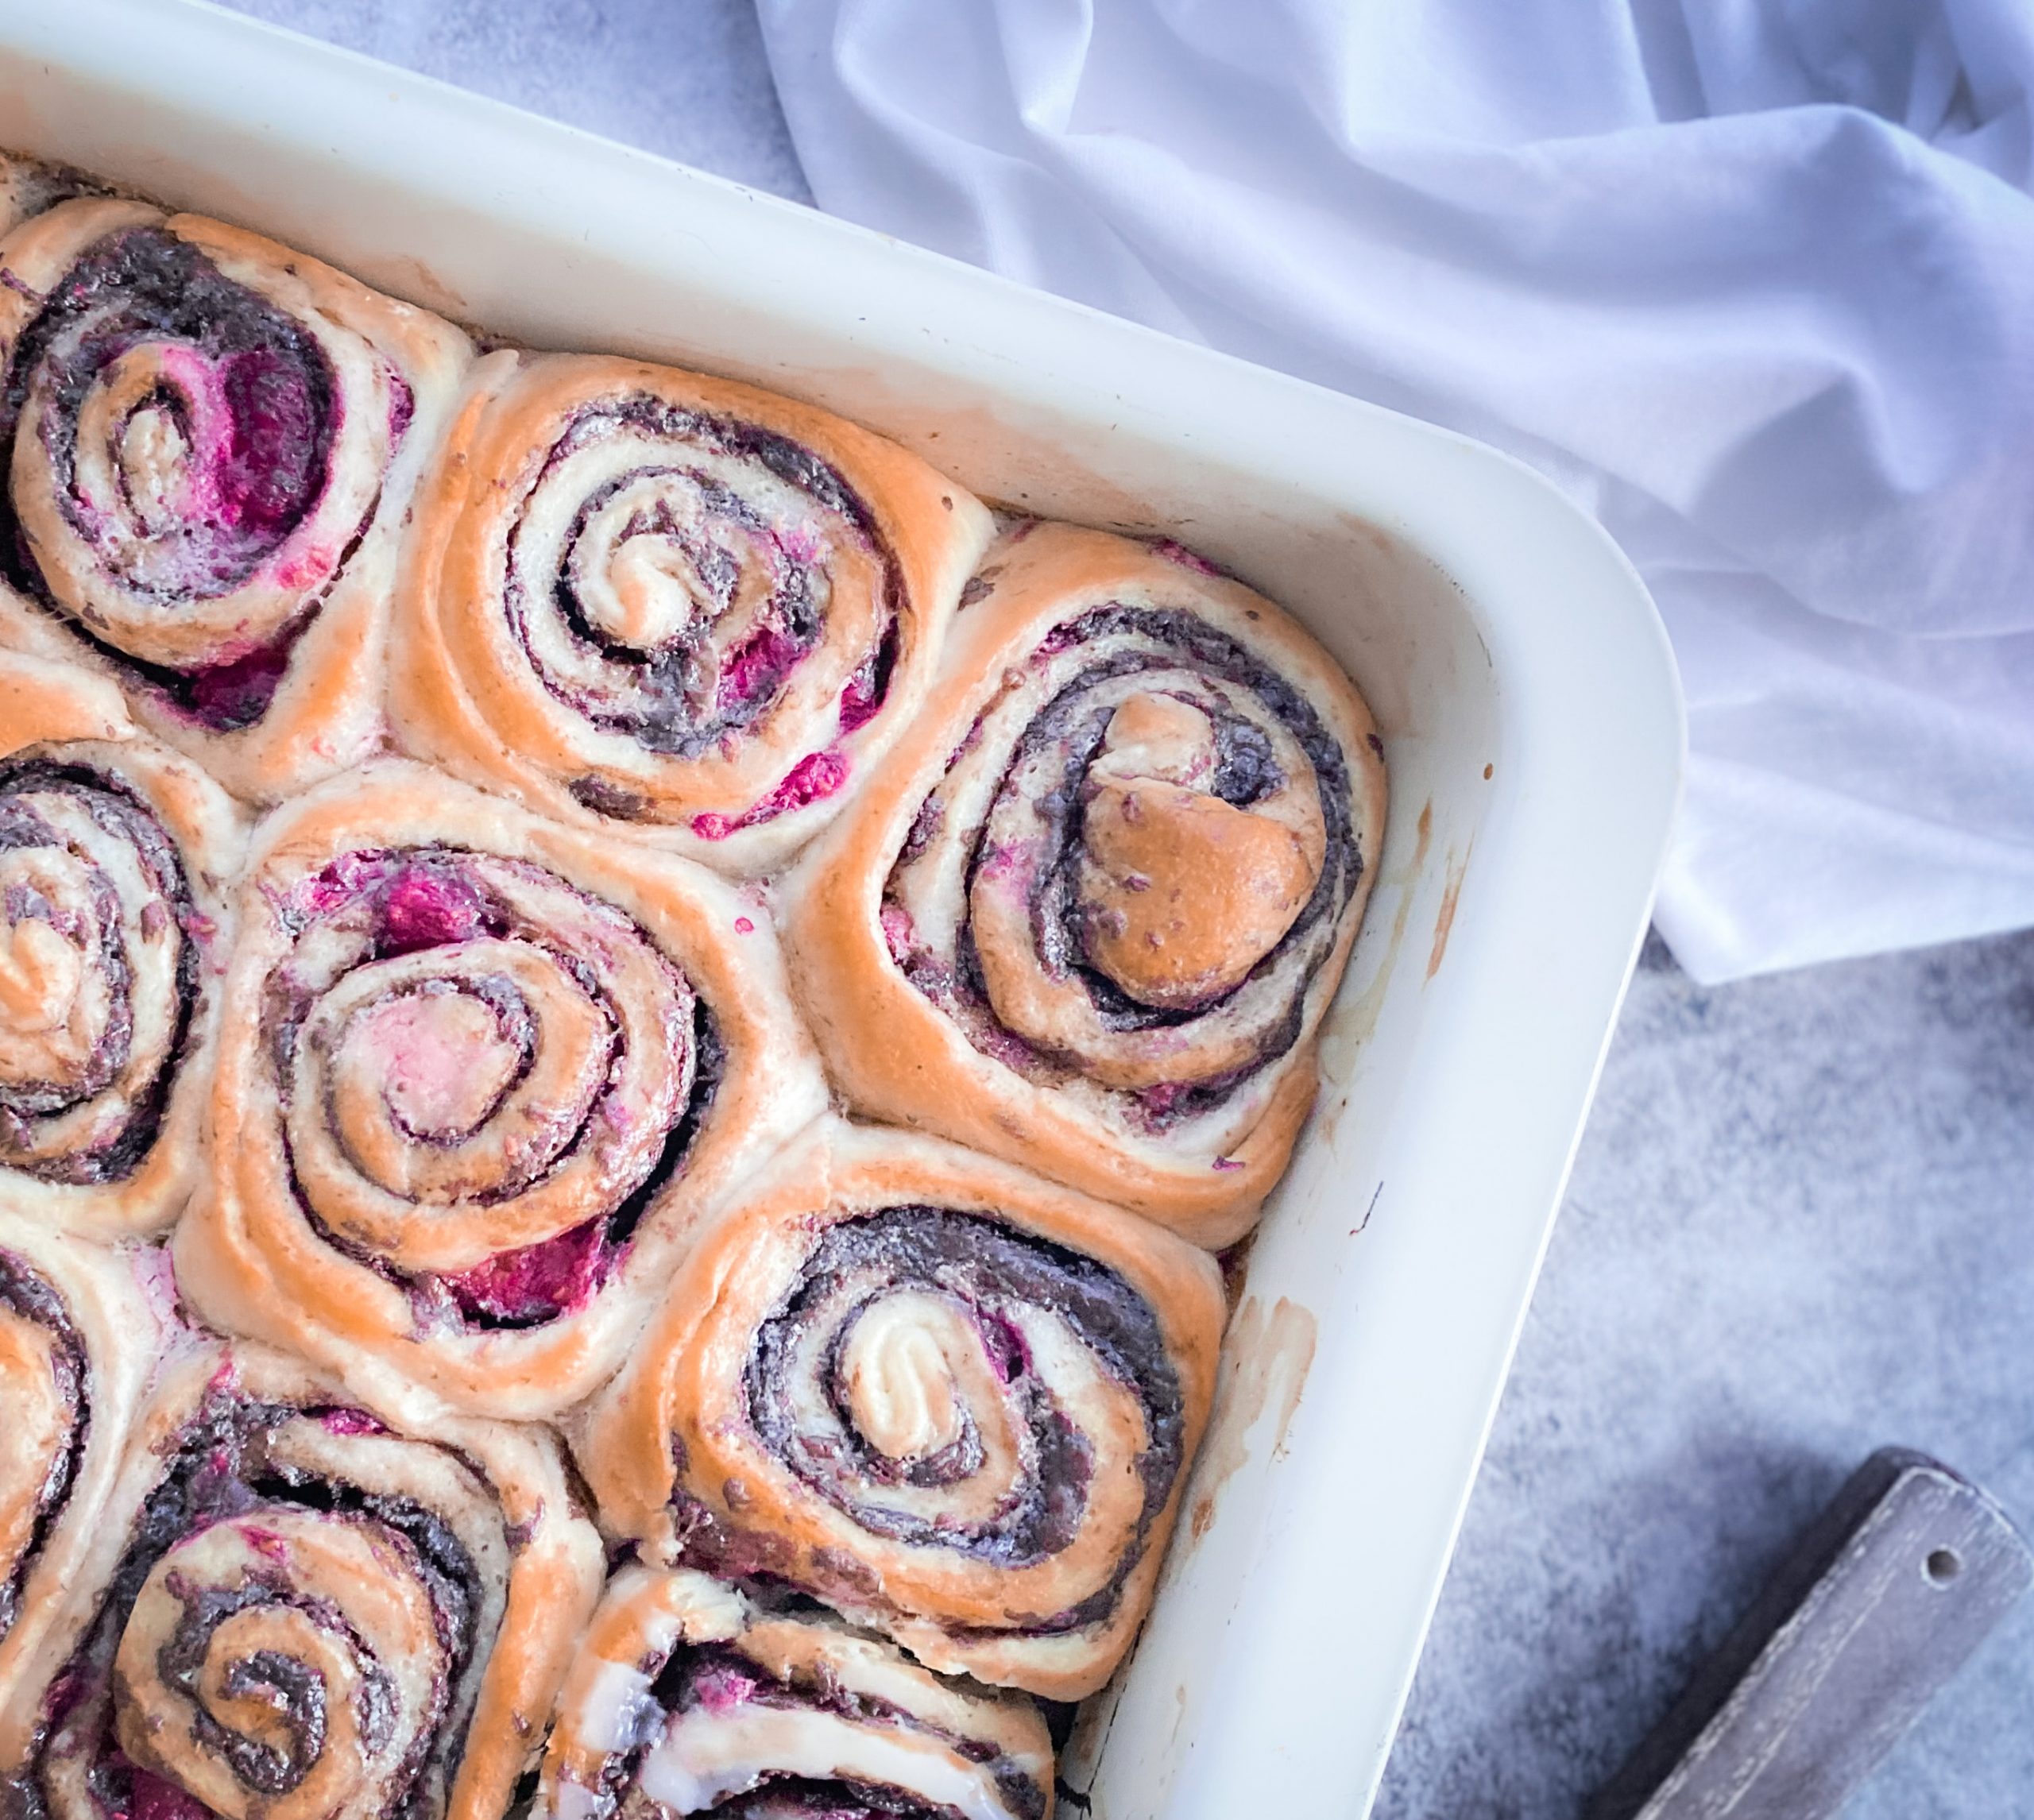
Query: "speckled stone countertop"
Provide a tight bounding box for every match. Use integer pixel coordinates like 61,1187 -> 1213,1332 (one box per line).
203,3 -> 2034,1811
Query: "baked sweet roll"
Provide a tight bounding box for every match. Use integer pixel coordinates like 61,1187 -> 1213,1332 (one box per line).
0,653 -> 243,1236
0,1203 -> 178,1722
392,351 -> 993,872
0,1337 -> 604,1820
534,1565 -> 1054,1820
173,763 -> 827,1423
784,522 -> 1387,1246
0,153 -> 100,238
578,1121 -> 1224,1700
0,195 -> 471,801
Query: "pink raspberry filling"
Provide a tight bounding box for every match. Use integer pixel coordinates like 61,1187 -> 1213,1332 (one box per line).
319,1407 -> 388,1437
691,748 -> 849,840
1150,537 -> 1224,577
379,867 -> 485,953
294,850 -> 389,918
238,1524 -> 291,1566
443,1219 -> 611,1325
176,636 -> 294,732
692,1666 -> 758,1714
837,668 -> 883,732
879,903 -> 916,962
123,1764 -> 215,1820
716,626 -> 804,713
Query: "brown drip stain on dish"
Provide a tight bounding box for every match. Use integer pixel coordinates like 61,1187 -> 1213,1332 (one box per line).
1426,842 -> 1471,981
1216,1229 -> 1258,1314
372,253 -> 470,321
1185,1293 -> 1319,1544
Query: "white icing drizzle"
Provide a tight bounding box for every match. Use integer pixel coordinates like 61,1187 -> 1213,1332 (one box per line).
637,1702 -> 1017,1820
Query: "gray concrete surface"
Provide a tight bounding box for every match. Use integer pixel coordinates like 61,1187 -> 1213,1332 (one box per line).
1374,928 -> 2034,1819
200,2 -> 2034,1810
213,0 -> 810,203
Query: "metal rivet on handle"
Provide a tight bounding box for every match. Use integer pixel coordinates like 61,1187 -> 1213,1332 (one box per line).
1588,1447 -> 2033,1820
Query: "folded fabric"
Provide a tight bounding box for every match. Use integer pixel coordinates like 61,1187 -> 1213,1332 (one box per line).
755,0 -> 2034,982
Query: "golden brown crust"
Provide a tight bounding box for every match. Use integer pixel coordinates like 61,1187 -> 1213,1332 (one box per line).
576,1119 -> 1226,1701
0,1334 -> 604,1820
172,762 -> 828,1424
390,350 -> 994,873
0,653 -> 246,1237
0,200 -> 472,803
782,523 -> 1389,1246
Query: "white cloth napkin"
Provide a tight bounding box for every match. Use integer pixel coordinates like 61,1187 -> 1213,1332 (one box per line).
754,0 -> 2034,983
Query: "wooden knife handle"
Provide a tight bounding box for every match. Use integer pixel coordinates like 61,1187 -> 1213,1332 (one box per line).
1588,1447 -> 2032,1820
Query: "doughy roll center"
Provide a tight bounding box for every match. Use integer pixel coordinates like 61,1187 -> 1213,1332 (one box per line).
10,224 -> 392,671
113,1509 -> 449,1820
276,851 -> 696,1276
959,662 -> 1329,1091
0,1310 -> 70,1575
0,765 -> 197,1189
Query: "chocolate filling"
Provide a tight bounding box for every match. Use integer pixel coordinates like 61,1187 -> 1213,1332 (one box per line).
566,1632 -> 1047,1820
0,759 -> 200,1183
737,1207 -> 1182,1632
2,1393 -> 488,1820
501,393 -> 903,758
0,1248 -> 89,1644
0,225 -> 356,727
260,846 -> 719,1332
155,1588 -> 337,1794
897,603 -> 1362,1125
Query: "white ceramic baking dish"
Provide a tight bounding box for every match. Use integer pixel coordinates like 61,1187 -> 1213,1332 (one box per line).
0,2 -> 1684,1813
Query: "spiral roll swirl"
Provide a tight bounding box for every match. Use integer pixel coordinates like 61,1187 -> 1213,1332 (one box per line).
0,652 -> 242,1235
580,1122 -> 1224,1700
0,1340 -> 602,1820
536,1565 -> 1054,1820
0,1207 -> 173,1727
392,352 -> 994,872
0,198 -> 470,801
174,764 -> 826,1421
786,523 -> 1388,1246
0,155 -> 99,242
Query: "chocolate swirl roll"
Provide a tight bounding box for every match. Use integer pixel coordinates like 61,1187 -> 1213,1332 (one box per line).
0,197 -> 471,802
0,1338 -> 603,1820
392,351 -> 994,873
173,763 -> 827,1422
0,153 -> 100,240
536,1566 -> 1054,1820
578,1121 -> 1224,1700
784,523 -> 1388,1247
0,652 -> 242,1236
0,1206 -> 177,1722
